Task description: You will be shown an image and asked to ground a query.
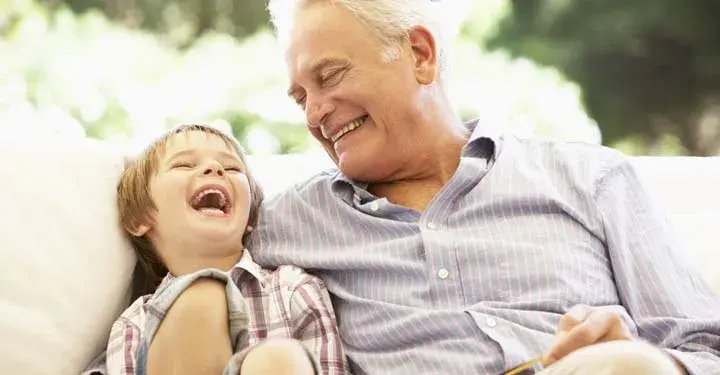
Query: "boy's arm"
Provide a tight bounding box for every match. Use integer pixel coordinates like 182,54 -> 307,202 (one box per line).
146,278 -> 233,375
289,274 -> 351,374
224,272 -> 348,375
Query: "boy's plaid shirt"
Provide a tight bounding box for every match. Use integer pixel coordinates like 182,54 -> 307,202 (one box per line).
83,250 -> 350,375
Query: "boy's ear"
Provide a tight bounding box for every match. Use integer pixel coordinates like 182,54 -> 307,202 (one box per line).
127,223 -> 151,237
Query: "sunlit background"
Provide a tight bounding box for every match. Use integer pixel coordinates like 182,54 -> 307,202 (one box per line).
1,0 -> 718,156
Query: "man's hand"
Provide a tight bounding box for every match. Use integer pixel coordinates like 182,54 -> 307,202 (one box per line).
543,305 -> 688,374
543,305 -> 632,367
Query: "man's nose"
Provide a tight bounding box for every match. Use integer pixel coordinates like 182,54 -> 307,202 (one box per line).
305,97 -> 334,129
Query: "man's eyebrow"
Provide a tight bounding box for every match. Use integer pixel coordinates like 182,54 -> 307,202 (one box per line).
287,57 -> 349,97
287,84 -> 302,99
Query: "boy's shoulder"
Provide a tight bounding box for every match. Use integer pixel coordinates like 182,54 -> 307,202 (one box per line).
260,264 -> 327,292
117,294 -> 152,325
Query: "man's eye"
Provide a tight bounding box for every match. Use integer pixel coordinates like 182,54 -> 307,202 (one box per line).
321,69 -> 344,86
295,95 -> 306,108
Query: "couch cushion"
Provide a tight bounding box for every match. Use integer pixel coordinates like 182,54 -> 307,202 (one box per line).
0,139 -> 715,375
0,136 -> 135,375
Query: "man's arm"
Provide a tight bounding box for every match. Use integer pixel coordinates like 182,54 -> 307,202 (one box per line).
596,156 -> 720,374
147,278 -> 233,375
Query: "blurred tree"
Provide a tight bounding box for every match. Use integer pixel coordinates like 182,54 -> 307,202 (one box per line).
488,0 -> 720,155
52,0 -> 269,46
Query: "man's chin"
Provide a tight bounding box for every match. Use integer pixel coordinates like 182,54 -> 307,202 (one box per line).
336,153 -> 381,182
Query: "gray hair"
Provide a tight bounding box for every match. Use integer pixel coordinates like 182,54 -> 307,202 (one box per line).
267,0 -> 469,81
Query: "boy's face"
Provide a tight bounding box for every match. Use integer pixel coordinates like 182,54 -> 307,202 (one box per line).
134,131 -> 251,256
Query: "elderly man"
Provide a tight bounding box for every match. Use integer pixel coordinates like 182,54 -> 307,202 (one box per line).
249,0 -> 720,374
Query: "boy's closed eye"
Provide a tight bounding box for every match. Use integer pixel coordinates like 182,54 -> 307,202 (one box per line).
172,162 -> 193,169
224,165 -> 244,173
171,161 -> 244,173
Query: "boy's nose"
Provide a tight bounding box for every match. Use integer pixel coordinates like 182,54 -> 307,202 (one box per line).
203,165 -> 224,176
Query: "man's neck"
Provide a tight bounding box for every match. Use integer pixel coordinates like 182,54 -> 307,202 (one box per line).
369,130 -> 467,212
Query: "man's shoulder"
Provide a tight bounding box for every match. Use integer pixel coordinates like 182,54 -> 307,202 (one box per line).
263,168 -> 339,206
512,135 -> 622,160
507,135 -> 629,180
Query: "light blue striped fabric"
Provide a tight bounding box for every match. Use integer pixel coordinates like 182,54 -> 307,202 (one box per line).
249,121 -> 720,375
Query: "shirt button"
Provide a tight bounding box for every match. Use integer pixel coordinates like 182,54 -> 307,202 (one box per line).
437,268 -> 449,279
369,201 -> 380,211
427,222 -> 438,230
486,317 -> 497,328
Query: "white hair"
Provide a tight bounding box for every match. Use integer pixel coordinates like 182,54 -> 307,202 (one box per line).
267,0 -> 470,81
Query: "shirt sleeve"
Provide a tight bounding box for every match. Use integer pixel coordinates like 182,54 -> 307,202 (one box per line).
80,351 -> 108,375
223,273 -> 349,375
596,156 -> 720,374
103,318 -> 143,375
289,274 -> 350,374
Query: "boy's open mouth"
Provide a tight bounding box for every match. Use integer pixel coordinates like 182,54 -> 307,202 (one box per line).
189,185 -> 231,216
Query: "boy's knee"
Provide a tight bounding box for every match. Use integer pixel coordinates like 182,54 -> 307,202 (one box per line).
546,341 -> 683,375
241,339 -> 315,375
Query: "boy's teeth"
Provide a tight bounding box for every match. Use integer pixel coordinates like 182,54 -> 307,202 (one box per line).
199,208 -> 225,216
192,188 -> 227,207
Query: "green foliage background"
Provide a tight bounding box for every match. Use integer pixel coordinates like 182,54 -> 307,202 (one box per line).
2,0 -> 716,156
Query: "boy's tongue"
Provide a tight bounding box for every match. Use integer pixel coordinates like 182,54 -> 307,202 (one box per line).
191,191 -> 228,215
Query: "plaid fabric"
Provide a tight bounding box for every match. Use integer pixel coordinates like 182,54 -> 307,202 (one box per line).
82,250 -> 349,375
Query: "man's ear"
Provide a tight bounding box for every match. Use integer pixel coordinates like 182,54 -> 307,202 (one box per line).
407,25 -> 438,85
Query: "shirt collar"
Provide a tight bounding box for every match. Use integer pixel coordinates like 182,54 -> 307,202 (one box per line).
329,118 -> 502,202
160,249 -> 266,288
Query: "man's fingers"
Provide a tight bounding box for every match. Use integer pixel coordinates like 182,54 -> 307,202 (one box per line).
556,304 -> 591,333
544,309 -> 626,366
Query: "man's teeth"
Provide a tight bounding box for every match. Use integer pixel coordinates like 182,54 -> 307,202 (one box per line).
330,117 -> 366,143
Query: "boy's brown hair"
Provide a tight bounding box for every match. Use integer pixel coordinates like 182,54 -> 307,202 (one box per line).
118,124 -> 264,299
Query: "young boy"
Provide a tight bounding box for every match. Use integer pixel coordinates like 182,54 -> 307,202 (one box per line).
83,124 -> 350,375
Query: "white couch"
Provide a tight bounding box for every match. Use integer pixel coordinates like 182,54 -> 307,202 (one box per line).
0,136 -> 718,375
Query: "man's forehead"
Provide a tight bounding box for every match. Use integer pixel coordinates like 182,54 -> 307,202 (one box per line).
284,3 -> 367,59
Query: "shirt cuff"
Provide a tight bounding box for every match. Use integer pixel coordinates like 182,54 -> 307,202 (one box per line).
223,339 -> 320,375
664,348 -> 716,375
81,351 -> 107,375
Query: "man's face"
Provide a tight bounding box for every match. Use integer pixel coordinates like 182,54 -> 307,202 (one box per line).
285,3 -> 437,182
139,131 -> 251,257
